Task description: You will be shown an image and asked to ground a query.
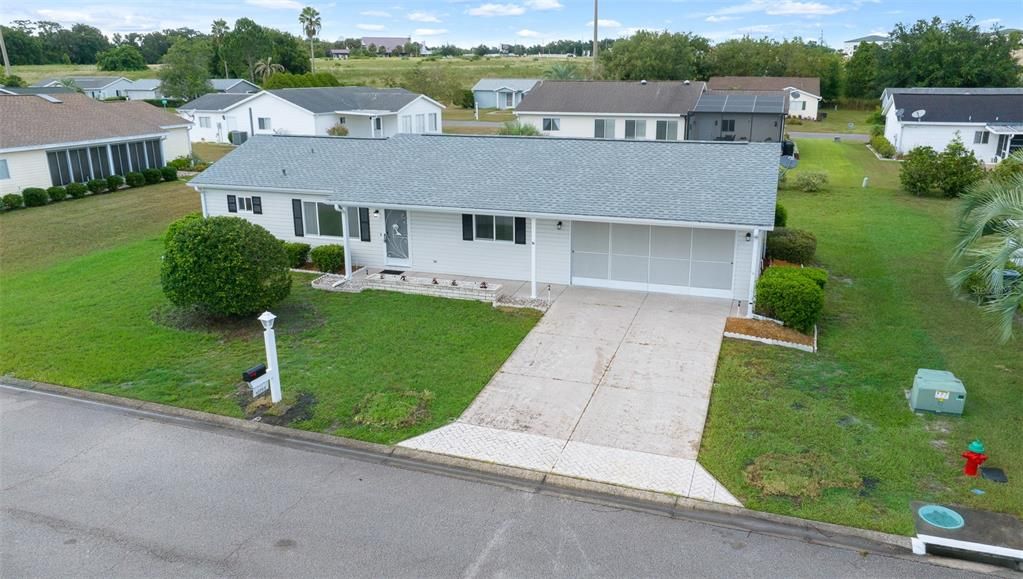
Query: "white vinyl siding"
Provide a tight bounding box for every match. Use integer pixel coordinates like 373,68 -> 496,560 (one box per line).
428,113 -> 438,132
0,159 -> 9,180
258,117 -> 272,131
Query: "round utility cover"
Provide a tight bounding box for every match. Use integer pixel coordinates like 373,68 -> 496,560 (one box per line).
790,91 -> 801,100
780,155 -> 798,169
918,505 -> 965,530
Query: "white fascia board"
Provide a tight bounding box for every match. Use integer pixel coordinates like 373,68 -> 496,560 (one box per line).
396,94 -> 447,112
0,132 -> 171,154
784,87 -> 822,100
515,111 -> 686,118
332,110 -> 395,117
901,121 -> 989,127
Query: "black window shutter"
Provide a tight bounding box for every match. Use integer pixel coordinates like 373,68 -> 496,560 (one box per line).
227,194 -> 237,213
252,196 -> 262,215
514,217 -> 526,245
461,214 -> 474,241
292,199 -> 304,236
359,208 -> 371,242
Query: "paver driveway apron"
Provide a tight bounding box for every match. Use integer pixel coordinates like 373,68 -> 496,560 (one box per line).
400,287 -> 741,505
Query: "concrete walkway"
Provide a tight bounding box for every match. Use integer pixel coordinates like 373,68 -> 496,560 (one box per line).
400,287 -> 741,505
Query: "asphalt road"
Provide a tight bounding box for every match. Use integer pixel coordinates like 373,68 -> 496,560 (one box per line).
0,385 -> 992,578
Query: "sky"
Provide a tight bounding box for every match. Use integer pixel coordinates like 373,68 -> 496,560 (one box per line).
9,0 -> 1022,49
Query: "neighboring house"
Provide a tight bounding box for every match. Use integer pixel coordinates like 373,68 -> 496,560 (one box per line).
31,76 -> 134,100
687,93 -> 787,142
881,87 -> 1023,163
0,93 -> 191,192
707,76 -> 821,120
843,34 -> 888,54
210,79 -> 261,94
361,36 -> 411,54
515,80 -> 706,141
190,134 -> 778,306
0,86 -> 75,95
328,49 -> 350,60
177,87 -> 444,143
472,78 -> 540,110
123,79 -> 163,101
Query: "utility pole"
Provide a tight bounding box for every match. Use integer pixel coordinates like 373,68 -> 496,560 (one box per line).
591,0 -> 598,78
0,27 -> 11,77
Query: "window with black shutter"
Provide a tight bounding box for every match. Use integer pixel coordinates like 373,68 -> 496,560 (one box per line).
359,208 -> 371,242
514,217 -> 526,245
227,194 -> 237,213
292,199 -> 304,236
251,196 -> 262,215
462,214 -> 474,241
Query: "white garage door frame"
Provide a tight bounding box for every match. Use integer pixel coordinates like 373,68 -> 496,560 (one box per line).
570,220 -> 737,299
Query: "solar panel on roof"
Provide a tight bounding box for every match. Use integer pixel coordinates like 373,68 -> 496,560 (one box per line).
692,93 -> 785,113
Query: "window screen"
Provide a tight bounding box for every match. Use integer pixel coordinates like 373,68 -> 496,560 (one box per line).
129,142 -> 145,170
89,146 -> 110,178
494,216 -> 514,241
317,203 -> 343,237
625,120 -> 646,139
594,119 -> 615,138
111,144 -> 130,175
47,151 -> 72,186
655,120 -> 678,140
68,148 -> 91,182
543,118 -> 560,131
475,215 -> 494,240
721,119 -> 736,132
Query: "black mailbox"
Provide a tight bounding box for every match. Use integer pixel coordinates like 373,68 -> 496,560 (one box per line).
242,364 -> 267,382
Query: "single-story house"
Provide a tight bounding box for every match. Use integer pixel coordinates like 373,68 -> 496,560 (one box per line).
0,93 -> 191,192
881,88 -> 1023,163
361,36 -> 411,55
328,49 -> 350,60
210,79 -> 261,94
843,34 -> 888,54
189,134 -> 778,308
472,78 -> 540,109
0,86 -> 75,96
178,87 -> 444,144
514,80 -> 706,141
687,93 -> 787,142
707,76 -> 821,120
31,76 -> 134,100
123,79 -> 163,101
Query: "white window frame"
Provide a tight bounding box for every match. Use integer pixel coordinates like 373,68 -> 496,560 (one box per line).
0,159 -> 9,180
401,115 -> 412,133
415,113 -> 426,133
655,120 -> 678,141
542,117 -> 560,131
301,201 -> 344,238
625,119 -> 646,140
721,119 -> 736,133
237,196 -> 254,213
973,131 -> 990,145
428,113 -> 438,132
473,214 -> 514,242
257,117 -> 272,131
594,118 -> 615,139
199,116 -> 211,129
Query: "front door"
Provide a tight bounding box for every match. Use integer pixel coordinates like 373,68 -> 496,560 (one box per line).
384,209 -> 411,267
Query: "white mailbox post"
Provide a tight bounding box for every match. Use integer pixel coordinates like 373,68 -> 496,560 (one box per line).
258,311 -> 283,403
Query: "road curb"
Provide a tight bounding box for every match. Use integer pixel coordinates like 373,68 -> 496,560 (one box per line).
3,376 -> 913,556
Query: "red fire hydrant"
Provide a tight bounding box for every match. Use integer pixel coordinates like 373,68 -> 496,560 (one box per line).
962,439 -> 988,477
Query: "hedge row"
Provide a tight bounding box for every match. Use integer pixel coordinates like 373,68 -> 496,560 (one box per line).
1,166 -> 178,211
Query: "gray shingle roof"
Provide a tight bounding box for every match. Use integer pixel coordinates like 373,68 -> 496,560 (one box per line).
473,78 -> 541,93
178,92 -> 254,111
191,134 -> 779,227
127,79 -> 162,90
32,76 -> 127,89
515,80 -> 707,115
268,87 -> 423,113
211,79 -> 259,92
708,76 -> 821,97
890,92 -> 1023,123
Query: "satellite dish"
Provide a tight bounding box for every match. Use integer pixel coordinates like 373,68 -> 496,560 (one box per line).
895,108 -> 904,119
790,91 -> 801,100
911,109 -> 926,120
780,155 -> 798,169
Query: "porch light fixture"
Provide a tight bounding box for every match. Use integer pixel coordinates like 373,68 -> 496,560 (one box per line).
556,221 -> 563,230
745,232 -> 752,242
373,209 -> 380,218
258,311 -> 277,330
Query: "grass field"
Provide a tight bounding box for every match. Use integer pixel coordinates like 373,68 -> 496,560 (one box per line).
192,142 -> 236,163
9,64 -> 164,85
789,108 -> 873,134
0,181 -> 539,444
701,140 -> 1022,534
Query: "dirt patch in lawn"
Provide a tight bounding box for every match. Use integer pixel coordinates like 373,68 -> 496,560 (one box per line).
152,300 -> 323,340
725,317 -> 814,347
352,389 -> 434,429
745,452 -> 862,499
238,387 -> 317,426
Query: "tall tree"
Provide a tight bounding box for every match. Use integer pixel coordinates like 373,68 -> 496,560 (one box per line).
254,56 -> 285,83
298,7 -> 321,73
96,45 -> 148,71
224,18 -> 270,81
211,19 -> 230,78
600,31 -> 710,81
67,24 -> 110,64
845,41 -> 881,99
160,38 -> 214,99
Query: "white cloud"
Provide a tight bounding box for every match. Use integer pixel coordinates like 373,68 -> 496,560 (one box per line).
407,11 -> 441,22
705,15 -> 738,23
524,0 -> 562,10
356,23 -> 387,30
245,0 -> 303,9
586,19 -> 622,28
517,28 -> 541,37
467,3 -> 526,16
710,0 -> 845,17
414,28 -> 448,36
360,10 -> 392,17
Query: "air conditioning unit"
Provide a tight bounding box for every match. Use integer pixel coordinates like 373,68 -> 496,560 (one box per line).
228,130 -> 248,145
910,369 -> 966,415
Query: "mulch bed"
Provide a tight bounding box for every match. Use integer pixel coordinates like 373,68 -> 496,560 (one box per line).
725,317 -> 814,347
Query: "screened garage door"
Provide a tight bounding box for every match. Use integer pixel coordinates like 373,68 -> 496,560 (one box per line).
571,222 -> 735,297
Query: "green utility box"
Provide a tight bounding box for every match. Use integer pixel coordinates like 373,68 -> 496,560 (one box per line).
911,369 -> 967,415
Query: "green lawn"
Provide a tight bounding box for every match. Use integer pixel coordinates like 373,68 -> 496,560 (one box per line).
9,64 -> 164,85
192,142 -> 236,163
788,108 -> 873,134
0,181 -> 539,444
701,140 -> 1022,535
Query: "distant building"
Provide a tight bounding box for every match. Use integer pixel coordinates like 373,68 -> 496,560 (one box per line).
707,76 -> 821,120
472,78 -> 540,109
329,48 -> 350,60
31,76 -> 134,100
843,34 -> 888,54
361,36 -> 411,54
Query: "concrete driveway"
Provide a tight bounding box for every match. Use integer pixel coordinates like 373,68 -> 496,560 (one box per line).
401,287 -> 741,505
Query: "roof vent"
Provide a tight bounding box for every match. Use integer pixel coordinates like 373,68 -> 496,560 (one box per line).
640,80 -> 647,85
683,80 -> 690,85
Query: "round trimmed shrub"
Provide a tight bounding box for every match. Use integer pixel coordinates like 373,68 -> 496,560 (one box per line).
794,171 -> 829,192
310,244 -> 345,273
142,168 -> 163,184
47,186 -> 68,202
160,166 -> 179,181
755,267 -> 824,333
2,193 -> 24,210
161,216 -> 292,317
22,187 -> 48,207
284,242 -> 311,268
126,172 -> 146,188
774,203 -> 787,227
86,179 -> 107,194
164,212 -> 203,243
766,228 -> 817,265
107,174 -> 125,191
66,182 -> 88,198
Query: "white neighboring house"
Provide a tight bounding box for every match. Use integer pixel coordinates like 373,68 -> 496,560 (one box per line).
472,78 -> 540,109
177,87 -> 444,144
707,76 -> 822,120
843,34 -> 888,55
123,79 -> 163,101
0,93 -> 191,192
881,88 -> 1023,164
31,76 -> 134,100
210,79 -> 261,94
514,80 -> 706,140
189,133 -> 779,309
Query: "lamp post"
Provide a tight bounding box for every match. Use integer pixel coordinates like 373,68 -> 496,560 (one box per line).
258,311 -> 283,403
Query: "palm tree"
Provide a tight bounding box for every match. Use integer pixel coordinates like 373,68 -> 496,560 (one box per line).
948,151 -> 1023,343
58,78 -> 83,93
545,62 -> 579,80
211,19 -> 230,79
254,57 -> 285,83
299,7 -> 321,73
